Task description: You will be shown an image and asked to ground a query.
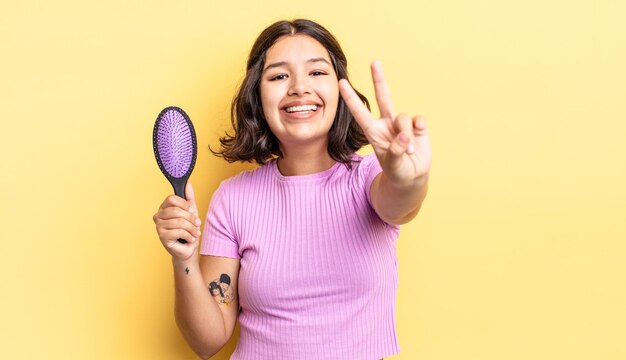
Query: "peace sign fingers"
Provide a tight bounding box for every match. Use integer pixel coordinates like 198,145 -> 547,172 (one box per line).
338,60 -> 396,133
371,60 -> 395,119
338,78 -> 375,133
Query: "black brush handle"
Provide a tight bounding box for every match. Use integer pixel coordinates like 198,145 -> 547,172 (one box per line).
171,176 -> 189,244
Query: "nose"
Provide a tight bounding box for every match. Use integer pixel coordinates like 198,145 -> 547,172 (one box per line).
287,73 -> 311,96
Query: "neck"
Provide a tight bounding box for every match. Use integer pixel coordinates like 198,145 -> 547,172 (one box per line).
276,142 -> 335,176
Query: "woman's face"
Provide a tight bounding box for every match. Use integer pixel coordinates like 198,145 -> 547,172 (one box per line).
259,34 -> 339,150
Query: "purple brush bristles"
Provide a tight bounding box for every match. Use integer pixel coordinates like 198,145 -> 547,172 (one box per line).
156,109 -> 195,178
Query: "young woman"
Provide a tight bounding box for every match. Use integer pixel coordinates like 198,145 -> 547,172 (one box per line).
153,19 -> 431,360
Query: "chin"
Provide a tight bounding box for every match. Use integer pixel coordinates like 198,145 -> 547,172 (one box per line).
280,132 -> 329,146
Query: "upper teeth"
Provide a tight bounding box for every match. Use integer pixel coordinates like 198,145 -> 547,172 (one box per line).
285,105 -> 318,113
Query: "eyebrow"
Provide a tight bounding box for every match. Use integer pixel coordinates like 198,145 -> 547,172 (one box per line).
263,57 -> 331,73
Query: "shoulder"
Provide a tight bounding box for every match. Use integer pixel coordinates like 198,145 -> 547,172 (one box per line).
352,152 -> 379,170
347,152 -> 381,182
213,160 -> 275,196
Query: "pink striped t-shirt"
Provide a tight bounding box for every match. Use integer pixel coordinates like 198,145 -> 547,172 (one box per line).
200,153 -> 401,360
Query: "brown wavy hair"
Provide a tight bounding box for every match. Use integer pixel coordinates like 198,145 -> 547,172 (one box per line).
210,19 -> 370,167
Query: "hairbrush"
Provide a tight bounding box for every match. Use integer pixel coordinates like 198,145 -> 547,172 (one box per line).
152,106 -> 198,243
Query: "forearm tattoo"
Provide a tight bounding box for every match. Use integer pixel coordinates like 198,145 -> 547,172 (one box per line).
208,273 -> 234,305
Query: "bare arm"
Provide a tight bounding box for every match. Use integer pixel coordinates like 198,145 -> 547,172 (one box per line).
370,172 -> 429,226
153,181 -> 240,359
173,255 -> 240,360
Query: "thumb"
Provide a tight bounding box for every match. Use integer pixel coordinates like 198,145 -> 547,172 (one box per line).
185,181 -> 197,212
384,131 -> 413,172
388,132 -> 411,158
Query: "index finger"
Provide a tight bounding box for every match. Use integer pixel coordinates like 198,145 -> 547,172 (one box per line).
338,79 -> 374,132
160,194 -> 192,212
371,60 -> 394,119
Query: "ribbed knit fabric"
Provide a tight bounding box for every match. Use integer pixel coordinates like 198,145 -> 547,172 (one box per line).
200,153 -> 401,360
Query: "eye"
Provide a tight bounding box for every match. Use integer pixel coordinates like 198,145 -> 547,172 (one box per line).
269,74 -> 288,81
310,70 -> 327,76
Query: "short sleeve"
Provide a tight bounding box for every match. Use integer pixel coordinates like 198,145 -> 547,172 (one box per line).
199,181 -> 241,259
359,153 -> 401,233
360,153 -> 383,206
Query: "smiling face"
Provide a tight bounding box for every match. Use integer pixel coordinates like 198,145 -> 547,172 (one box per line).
259,34 -> 339,151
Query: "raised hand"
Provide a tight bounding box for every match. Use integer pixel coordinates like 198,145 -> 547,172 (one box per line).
339,61 -> 431,187
153,181 -> 202,263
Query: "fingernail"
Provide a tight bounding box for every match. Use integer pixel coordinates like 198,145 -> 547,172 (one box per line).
195,218 -> 201,226
399,133 -> 409,144
417,117 -> 426,128
407,142 -> 415,154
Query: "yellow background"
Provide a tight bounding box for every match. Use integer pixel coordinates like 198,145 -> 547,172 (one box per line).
1,0 -> 625,359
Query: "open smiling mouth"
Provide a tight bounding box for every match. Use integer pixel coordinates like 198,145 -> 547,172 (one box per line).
283,104 -> 319,114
